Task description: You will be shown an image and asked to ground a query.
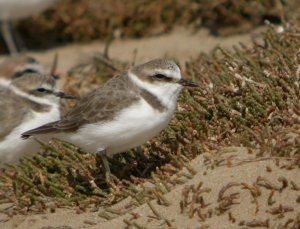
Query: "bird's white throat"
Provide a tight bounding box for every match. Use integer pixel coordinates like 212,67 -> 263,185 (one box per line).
128,71 -> 182,110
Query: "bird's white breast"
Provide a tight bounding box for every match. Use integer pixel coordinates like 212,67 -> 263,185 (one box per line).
0,104 -> 60,165
62,98 -> 176,156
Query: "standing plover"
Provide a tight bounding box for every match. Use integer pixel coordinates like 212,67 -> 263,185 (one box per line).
0,0 -> 57,54
0,73 -> 75,165
22,59 -> 198,173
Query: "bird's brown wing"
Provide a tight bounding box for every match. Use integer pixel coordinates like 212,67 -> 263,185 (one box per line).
22,74 -> 139,138
0,87 -> 28,140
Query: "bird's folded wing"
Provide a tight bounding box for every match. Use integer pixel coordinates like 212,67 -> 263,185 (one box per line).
0,89 -> 27,140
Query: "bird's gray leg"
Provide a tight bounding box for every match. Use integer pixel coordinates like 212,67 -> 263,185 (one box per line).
97,149 -> 111,177
1,20 -> 18,55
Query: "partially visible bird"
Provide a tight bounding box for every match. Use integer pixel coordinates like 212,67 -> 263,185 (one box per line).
0,0 -> 58,54
0,73 -> 75,165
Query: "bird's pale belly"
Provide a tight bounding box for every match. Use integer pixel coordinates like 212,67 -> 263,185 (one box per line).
68,99 -> 175,156
107,115 -> 170,155
0,107 -> 60,165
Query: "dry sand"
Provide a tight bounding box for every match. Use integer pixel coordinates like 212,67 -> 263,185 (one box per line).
1,147 -> 299,229
1,26 -> 265,74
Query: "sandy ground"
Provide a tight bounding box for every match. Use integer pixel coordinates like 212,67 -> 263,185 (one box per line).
1,26 -> 265,74
1,147 -> 299,229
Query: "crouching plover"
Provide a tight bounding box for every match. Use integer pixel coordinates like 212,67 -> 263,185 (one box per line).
0,73 -> 76,165
22,59 -> 198,174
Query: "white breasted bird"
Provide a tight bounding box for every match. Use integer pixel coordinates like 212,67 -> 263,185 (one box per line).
22,59 -> 198,173
0,73 -> 76,165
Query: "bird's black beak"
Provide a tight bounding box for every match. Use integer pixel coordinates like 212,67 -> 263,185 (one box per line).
178,79 -> 198,87
54,91 -> 79,100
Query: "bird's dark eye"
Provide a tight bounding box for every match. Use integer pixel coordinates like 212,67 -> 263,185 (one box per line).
36,88 -> 47,93
153,74 -> 166,80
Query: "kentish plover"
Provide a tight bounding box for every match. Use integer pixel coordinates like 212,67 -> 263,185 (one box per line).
22,59 -> 198,173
